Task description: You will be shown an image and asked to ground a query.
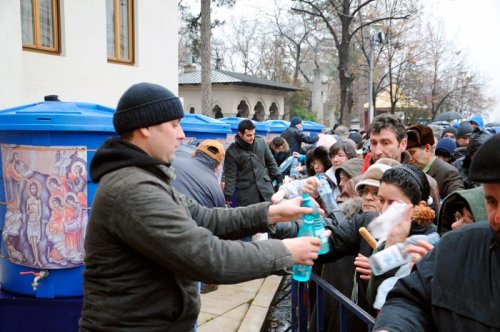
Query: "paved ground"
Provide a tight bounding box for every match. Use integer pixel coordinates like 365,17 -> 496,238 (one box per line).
198,275 -> 283,332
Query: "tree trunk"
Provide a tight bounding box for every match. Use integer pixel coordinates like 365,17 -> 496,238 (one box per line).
200,0 -> 212,116
337,40 -> 354,126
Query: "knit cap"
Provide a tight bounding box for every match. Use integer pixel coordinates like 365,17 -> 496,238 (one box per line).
456,121 -> 473,138
113,82 -> 184,134
469,133 -> 499,183
348,132 -> 363,144
435,138 -> 456,156
442,126 -> 457,137
335,158 -> 364,182
290,116 -> 302,127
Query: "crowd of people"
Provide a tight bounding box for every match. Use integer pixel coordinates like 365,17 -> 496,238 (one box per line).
80,82 -> 499,332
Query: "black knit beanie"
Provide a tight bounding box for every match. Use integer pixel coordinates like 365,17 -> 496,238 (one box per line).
469,133 -> 500,183
113,82 -> 184,134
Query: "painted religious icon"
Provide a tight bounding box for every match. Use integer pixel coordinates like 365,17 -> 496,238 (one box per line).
1,144 -> 87,269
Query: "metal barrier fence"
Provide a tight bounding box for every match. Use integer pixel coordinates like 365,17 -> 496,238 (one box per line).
291,272 -> 375,332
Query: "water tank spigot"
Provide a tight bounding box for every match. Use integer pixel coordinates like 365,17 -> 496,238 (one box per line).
19,270 -> 49,291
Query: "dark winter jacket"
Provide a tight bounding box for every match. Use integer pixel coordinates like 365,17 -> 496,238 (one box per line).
223,135 -> 282,206
171,145 -> 225,208
280,126 -> 319,153
80,138 -> 294,332
374,222 -> 500,332
426,156 -> 464,198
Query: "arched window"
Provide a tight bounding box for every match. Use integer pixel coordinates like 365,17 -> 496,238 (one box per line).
236,100 -> 249,118
212,105 -> 223,118
252,101 -> 265,122
269,102 -> 279,120
189,107 -> 195,114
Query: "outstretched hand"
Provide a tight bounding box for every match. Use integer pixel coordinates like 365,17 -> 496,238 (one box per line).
268,196 -> 325,224
405,240 -> 434,269
282,236 -> 320,265
384,203 -> 412,248
271,190 -> 286,204
303,176 -> 321,198
268,196 -> 313,224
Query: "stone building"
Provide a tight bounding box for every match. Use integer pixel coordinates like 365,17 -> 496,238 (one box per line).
178,69 -> 300,121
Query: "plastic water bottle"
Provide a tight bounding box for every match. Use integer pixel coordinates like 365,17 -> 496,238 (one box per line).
292,214 -> 315,282
289,157 -> 300,178
316,174 -> 339,215
279,155 -> 294,173
369,232 -> 440,276
301,193 -> 330,255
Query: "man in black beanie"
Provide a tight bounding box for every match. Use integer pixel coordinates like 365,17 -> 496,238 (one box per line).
80,82 -> 322,331
280,116 -> 321,153
374,133 -> 499,332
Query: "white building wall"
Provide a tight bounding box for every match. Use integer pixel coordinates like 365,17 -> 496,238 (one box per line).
0,0 -> 178,110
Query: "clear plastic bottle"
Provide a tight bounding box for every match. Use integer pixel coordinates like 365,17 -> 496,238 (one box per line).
369,232 -> 440,276
289,157 -> 300,178
279,155 -> 294,173
316,174 -> 339,215
301,193 -> 330,255
292,214 -> 315,282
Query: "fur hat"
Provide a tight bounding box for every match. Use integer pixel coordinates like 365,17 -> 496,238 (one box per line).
195,139 -> 225,164
407,124 -> 435,149
113,82 -> 184,134
469,133 -> 499,183
290,116 -> 302,127
435,137 -> 456,157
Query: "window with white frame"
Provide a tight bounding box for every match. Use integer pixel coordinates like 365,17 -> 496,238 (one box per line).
21,0 -> 60,53
106,0 -> 134,64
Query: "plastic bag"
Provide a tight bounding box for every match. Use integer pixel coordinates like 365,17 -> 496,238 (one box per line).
367,202 -> 411,241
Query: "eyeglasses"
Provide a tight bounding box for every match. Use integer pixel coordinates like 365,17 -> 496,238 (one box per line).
360,188 -> 379,198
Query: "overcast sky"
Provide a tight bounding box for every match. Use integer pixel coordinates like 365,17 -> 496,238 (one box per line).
429,0 -> 500,121
207,0 -> 500,122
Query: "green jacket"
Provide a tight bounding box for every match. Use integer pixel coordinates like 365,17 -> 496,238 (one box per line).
80,139 -> 293,331
437,186 -> 487,235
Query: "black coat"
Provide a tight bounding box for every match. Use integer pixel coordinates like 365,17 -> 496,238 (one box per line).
223,136 -> 282,206
374,222 -> 500,332
280,126 -> 318,153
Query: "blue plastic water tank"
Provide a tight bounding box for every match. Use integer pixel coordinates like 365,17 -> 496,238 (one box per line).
218,117 -> 268,137
260,120 -> 291,142
0,100 -> 115,298
301,121 -> 324,136
181,114 -> 231,140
